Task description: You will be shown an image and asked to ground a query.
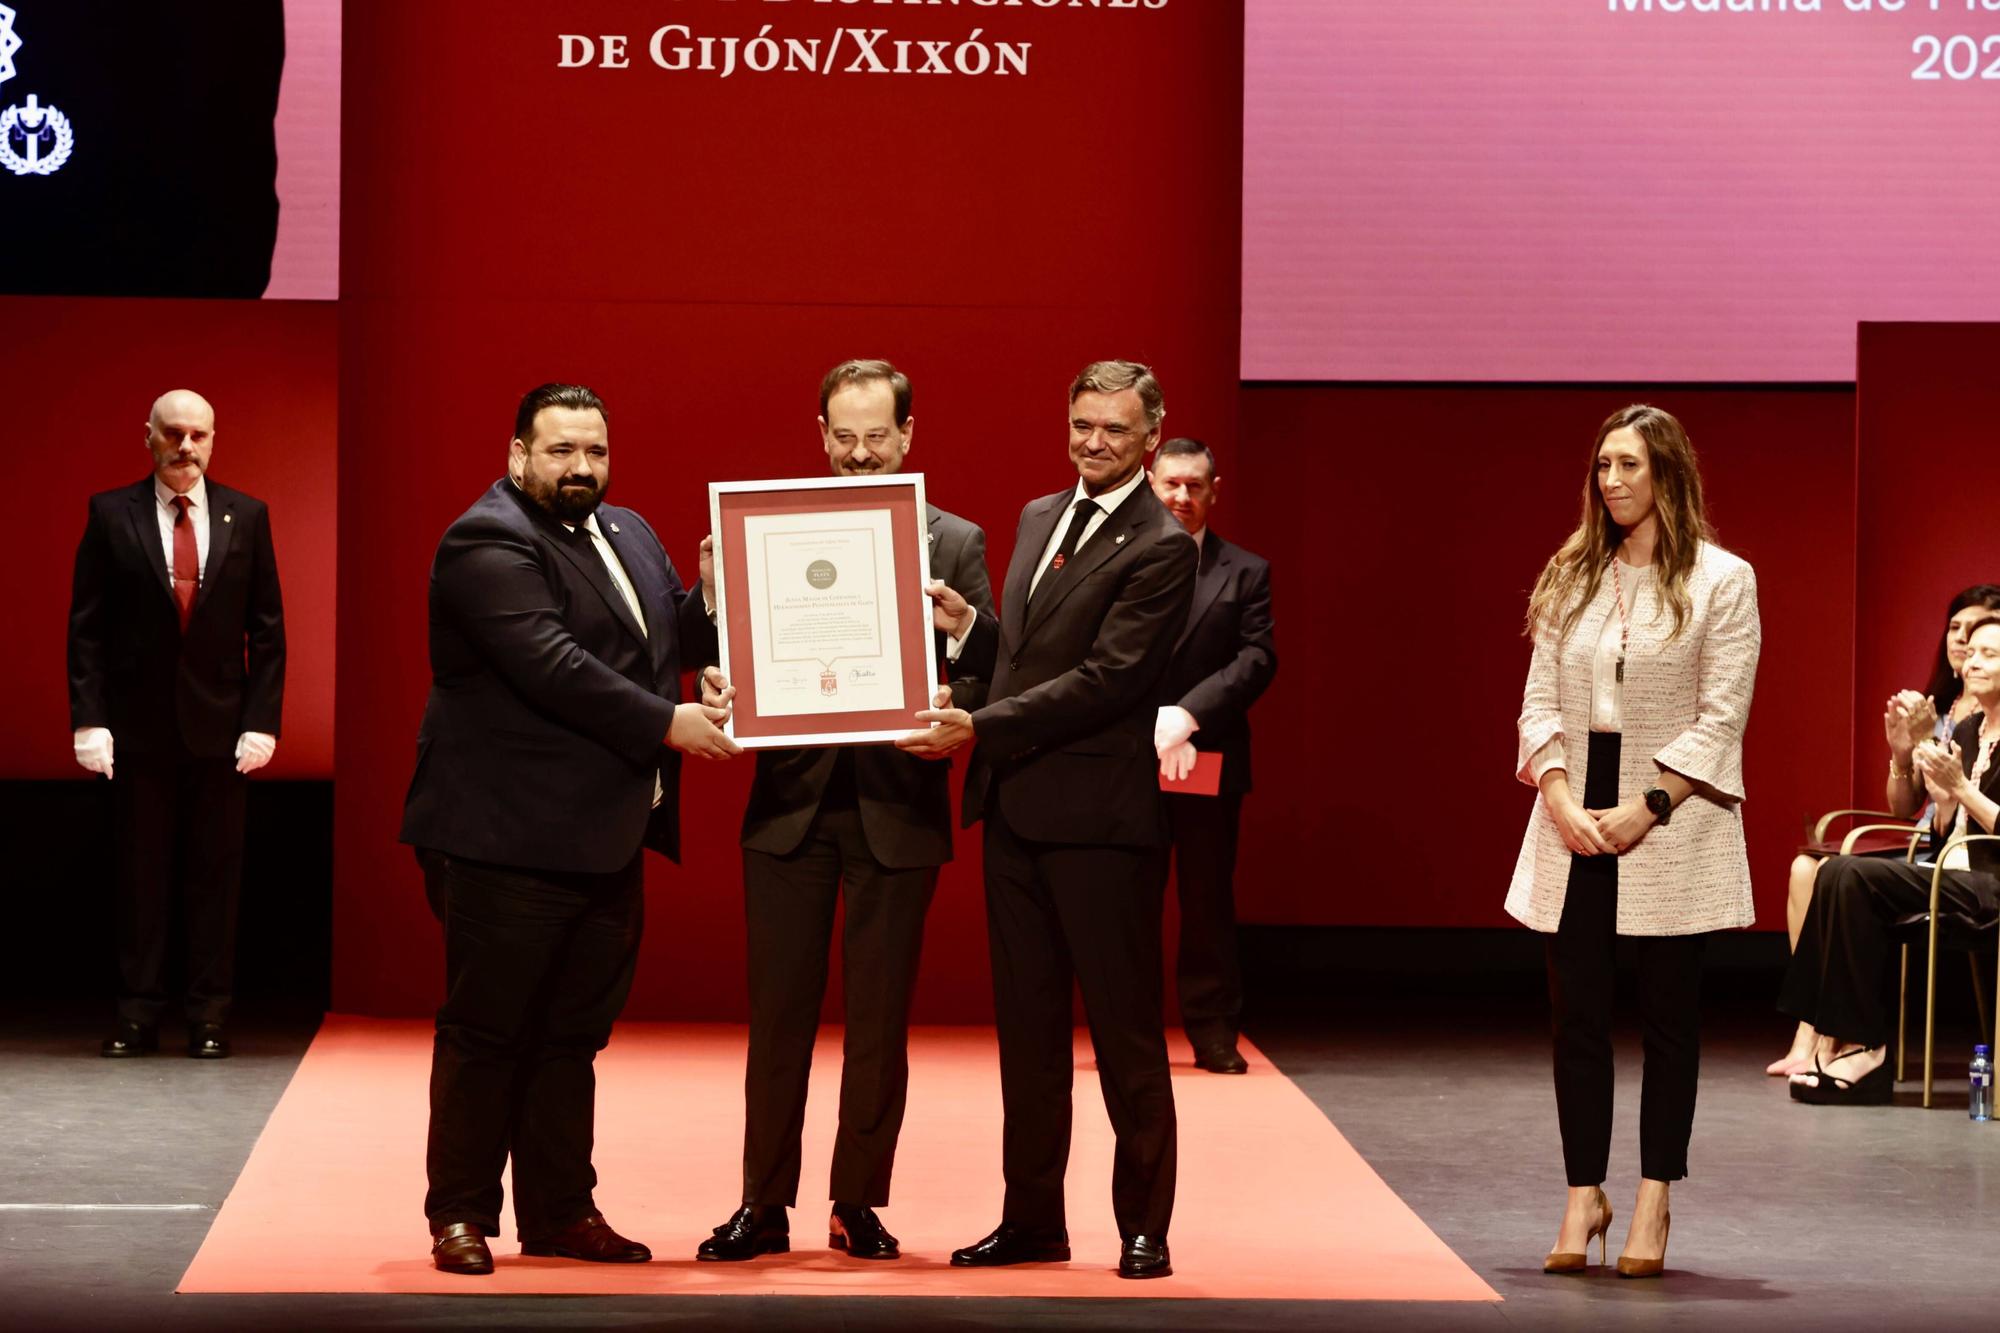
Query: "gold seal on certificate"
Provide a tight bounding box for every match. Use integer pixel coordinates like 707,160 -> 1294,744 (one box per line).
709,474 -> 941,748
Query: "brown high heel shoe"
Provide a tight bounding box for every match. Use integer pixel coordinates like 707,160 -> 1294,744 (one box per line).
1615,1209 -> 1671,1278
1543,1187 -> 1612,1274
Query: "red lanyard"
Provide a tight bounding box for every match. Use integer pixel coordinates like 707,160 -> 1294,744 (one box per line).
1608,557 -> 1631,684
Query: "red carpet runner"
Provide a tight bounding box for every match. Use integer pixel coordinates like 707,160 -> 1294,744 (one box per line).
178,1018 -> 1498,1301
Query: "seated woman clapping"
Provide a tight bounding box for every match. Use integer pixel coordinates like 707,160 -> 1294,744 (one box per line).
1766,585 -> 2000,1076
1777,615 -> 2000,1103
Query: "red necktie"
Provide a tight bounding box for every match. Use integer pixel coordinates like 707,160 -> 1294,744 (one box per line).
171,495 -> 198,631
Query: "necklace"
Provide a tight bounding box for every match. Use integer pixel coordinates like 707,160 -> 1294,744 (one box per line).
1608,556 -> 1633,684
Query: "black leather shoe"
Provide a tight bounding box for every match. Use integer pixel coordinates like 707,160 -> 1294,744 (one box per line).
950,1222 -> 1071,1267
521,1212 -> 651,1262
187,1024 -> 231,1059
100,1022 -> 157,1058
696,1204 -> 789,1261
1193,1041 -> 1248,1074
431,1222 -> 494,1275
829,1203 -> 900,1260
1118,1234 -> 1172,1279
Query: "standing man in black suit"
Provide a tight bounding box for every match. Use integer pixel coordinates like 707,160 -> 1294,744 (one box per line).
694,359 -> 994,1264
400,383 -> 740,1276
69,389 -> 285,1060
900,360 -> 1196,1280
1149,438 -> 1277,1076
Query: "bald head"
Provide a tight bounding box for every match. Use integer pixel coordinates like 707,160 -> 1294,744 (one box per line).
145,389 -> 217,493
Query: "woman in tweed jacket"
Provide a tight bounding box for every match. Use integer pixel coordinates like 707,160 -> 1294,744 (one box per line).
1510,405 -> 1761,1278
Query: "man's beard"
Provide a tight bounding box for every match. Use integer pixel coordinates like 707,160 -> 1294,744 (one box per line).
527,473 -> 608,523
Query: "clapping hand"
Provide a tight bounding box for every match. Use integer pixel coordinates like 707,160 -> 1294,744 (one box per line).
1887,689 -> 1936,755
1914,737 -> 1965,804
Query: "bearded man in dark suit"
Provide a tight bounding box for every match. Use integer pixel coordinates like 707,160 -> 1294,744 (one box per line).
68,389 -> 285,1061
899,360 -> 1196,1281
1149,438 -> 1277,1076
693,359 -> 994,1264
400,383 -> 739,1276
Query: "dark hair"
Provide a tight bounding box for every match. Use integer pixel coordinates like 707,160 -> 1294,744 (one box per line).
1929,584 -> 2000,714
1157,437 -> 1216,477
820,360 -> 911,426
513,383 -> 607,444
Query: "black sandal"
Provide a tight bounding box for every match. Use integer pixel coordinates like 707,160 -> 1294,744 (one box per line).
1789,1046 -> 1892,1105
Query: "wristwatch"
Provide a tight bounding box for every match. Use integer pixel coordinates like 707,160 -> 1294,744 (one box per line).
1642,786 -> 1673,826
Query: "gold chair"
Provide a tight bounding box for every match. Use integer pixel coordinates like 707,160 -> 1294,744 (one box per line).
1914,833 -> 2000,1108
1810,808 -> 1913,848
1828,821 -> 1929,1083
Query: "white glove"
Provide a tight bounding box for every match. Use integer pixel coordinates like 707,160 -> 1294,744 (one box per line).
235,731 -> 277,774
1154,705 -> 1198,755
1160,738 -> 1199,783
73,727 -> 114,779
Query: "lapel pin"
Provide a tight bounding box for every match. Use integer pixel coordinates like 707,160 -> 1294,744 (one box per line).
609,522 -> 621,534
223,513 -> 232,523
1114,532 -> 1127,545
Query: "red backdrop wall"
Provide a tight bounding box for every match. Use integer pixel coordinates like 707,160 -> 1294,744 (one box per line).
1231,384 -> 1858,933
0,296 -> 337,780
1852,324 -> 2000,795
331,3 -> 1245,1018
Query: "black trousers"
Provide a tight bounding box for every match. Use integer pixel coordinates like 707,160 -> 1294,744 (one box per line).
1778,854 -> 2000,1048
1164,792 -> 1245,1049
1546,731 -> 1707,1186
112,745 -> 246,1027
740,803 -> 937,1208
420,848 -> 644,1240
983,803 -> 1177,1239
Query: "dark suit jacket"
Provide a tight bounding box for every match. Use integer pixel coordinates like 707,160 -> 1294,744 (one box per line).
68,477 -> 286,760
1167,532 -> 1276,796
958,482 -> 1197,847
399,480 -> 705,874
691,503 -> 995,870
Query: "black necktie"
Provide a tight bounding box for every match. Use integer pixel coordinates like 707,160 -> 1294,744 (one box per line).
1033,498 -> 1099,606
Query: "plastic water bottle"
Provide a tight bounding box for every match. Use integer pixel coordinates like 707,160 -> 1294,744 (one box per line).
1972,1045 -> 1994,1122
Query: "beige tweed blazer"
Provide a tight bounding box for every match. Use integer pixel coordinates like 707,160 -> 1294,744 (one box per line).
1506,542 -> 1761,936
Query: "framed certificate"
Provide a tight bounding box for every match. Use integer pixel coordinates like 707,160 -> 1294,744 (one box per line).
708,473 -> 940,748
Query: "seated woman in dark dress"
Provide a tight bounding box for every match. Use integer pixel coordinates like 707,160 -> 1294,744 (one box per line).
1779,616 -> 2000,1104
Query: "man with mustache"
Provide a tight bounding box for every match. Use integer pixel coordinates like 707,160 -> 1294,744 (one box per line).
401,383 -> 739,1275
68,389 -> 287,1060
694,359 -> 994,1263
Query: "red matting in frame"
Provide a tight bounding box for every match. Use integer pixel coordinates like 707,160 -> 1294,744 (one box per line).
710,475 -> 938,747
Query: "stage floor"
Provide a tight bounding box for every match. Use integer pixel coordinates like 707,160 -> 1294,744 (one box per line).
2,997 -> 1996,1330
176,1019 -> 1495,1301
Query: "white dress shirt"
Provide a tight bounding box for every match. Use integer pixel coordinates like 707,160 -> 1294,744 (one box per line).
1026,465 -> 1150,601
154,474 -> 211,586
562,509 -> 663,808
576,513 -> 647,638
